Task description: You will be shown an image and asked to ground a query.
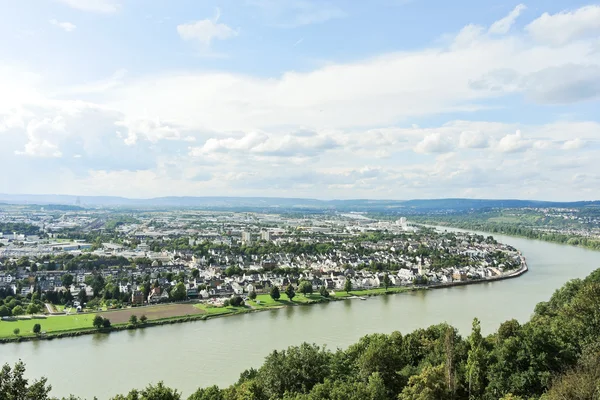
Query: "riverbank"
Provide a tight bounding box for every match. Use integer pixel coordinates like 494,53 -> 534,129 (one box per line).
0,262 -> 528,344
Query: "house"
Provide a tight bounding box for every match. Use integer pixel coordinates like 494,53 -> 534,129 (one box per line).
131,290 -> 145,305
147,287 -> 162,303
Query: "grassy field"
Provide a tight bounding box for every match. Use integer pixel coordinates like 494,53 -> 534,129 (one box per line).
0,287 -> 412,339
0,304 -> 205,338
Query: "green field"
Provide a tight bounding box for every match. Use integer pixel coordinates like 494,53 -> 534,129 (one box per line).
1,287 -> 412,339
0,314 -> 99,338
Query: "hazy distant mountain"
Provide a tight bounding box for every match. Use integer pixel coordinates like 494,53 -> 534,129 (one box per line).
0,194 -> 598,212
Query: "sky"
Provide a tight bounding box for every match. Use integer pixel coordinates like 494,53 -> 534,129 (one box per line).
0,0 -> 599,201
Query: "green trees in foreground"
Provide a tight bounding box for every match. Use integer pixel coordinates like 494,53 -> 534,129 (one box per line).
4,267 -> 600,400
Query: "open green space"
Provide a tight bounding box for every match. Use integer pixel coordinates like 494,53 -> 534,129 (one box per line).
1,287 -> 412,340
0,314 -> 99,338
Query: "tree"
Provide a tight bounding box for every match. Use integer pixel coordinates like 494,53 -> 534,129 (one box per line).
77,288 -> 87,304
285,285 -> 296,302
188,385 -> 224,400
140,315 -> 147,324
61,274 -> 74,288
102,318 -> 111,328
93,315 -> 104,329
33,323 -> 41,335
383,274 -> 392,291
270,286 -> 281,301
344,278 -> 353,294
111,382 -> 181,400
466,318 -> 487,399
192,269 -> 200,279
249,290 -> 257,300
129,315 -> 138,325
230,296 -> 244,307
13,328 -> 20,336
0,305 -> 10,317
399,364 -> 449,400
170,282 -> 187,301
27,303 -> 41,315
12,305 -> 24,316
298,281 -> 313,296
319,286 -> 330,298
0,361 -> 52,400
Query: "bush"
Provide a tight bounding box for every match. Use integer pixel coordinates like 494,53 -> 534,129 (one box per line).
33,324 -> 41,335
102,318 -> 111,328
140,315 -> 147,324
230,296 -> 244,307
129,315 -> 138,325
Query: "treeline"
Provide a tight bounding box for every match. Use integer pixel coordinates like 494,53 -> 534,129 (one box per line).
0,222 -> 40,235
4,268 -> 600,400
414,217 -> 600,251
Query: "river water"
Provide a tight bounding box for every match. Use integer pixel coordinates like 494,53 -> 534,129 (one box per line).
1,229 -> 599,399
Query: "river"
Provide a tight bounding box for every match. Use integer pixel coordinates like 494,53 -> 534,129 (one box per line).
1,229 -> 599,399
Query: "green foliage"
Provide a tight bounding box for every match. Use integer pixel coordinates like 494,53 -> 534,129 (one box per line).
110,382 -> 180,400
13,328 -> 20,336
344,278 -> 352,293
139,315 -> 147,324
92,315 -> 104,329
230,296 -> 244,307
0,361 -> 52,400
188,385 -> 224,400
129,315 -> 138,325
33,323 -> 41,335
170,282 -> 187,301
249,291 -> 257,300
285,285 -> 296,301
11,305 -> 24,316
270,286 -> 280,301
319,286 -> 330,298
298,281 -> 313,296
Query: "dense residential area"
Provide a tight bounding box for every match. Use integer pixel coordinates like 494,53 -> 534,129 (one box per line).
0,207 -> 524,315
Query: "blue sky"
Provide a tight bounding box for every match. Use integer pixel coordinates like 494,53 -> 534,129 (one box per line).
0,0 -> 599,200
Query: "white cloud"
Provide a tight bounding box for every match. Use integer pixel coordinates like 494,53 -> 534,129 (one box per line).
459,131 -> 489,149
177,9 -> 237,46
496,130 -> 529,153
489,4 -> 527,35
50,19 -> 77,32
55,0 -> 120,13
562,138 -> 586,150
526,5 -> 600,45
15,117 -> 66,158
115,118 -> 181,145
414,133 -> 453,154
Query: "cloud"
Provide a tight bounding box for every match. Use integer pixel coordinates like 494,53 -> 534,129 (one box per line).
177,9 -> 237,46
459,131 -> 489,149
562,138 -> 586,150
115,118 -> 182,145
496,130 -> 529,153
414,133 -> 453,154
15,117 -> 66,158
190,129 -> 339,157
526,5 -> 600,45
489,4 -> 527,35
55,0 -> 120,13
523,64 -> 600,104
50,19 -> 77,32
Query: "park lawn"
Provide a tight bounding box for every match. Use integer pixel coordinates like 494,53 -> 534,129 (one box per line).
193,304 -> 240,316
248,293 -> 325,309
0,314 -> 102,338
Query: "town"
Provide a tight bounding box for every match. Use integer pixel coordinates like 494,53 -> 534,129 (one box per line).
0,207 -> 525,316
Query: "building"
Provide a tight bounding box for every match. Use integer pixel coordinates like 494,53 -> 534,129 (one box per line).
241,231 -> 252,245
260,231 -> 271,242
131,290 -> 145,305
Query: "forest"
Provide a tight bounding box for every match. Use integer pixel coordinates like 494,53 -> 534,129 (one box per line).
3,268 -> 600,400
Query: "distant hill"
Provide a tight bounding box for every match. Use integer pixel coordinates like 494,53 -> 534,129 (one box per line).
0,194 -> 598,212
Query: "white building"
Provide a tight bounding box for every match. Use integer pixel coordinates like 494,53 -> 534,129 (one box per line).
260,231 -> 271,242
241,231 -> 252,245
